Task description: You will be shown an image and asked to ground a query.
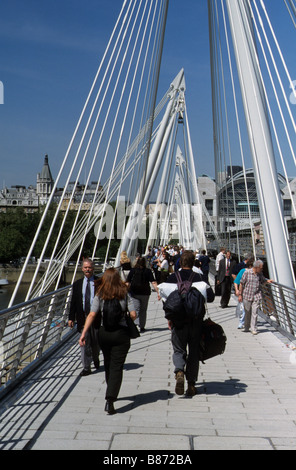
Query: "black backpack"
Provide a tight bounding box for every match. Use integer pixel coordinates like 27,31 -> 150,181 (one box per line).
103,298 -> 124,331
130,268 -> 145,294
163,271 -> 198,324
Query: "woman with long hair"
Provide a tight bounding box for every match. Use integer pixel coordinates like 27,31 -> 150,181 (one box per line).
79,268 -> 137,415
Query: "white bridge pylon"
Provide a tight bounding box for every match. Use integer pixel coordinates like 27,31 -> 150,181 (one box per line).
115,68 -> 205,265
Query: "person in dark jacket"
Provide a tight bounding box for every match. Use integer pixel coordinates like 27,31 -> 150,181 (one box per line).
127,257 -> 159,332
217,250 -> 236,308
198,249 -> 211,283
68,259 -> 100,376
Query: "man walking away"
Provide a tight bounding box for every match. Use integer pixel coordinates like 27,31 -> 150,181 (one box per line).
165,251 -> 215,396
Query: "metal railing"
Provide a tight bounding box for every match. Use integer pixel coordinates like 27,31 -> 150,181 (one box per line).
1,276 -> 295,398
261,281 -> 296,339
0,285 -> 73,397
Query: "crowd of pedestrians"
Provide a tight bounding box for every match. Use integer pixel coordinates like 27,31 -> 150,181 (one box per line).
69,245 -> 272,414
69,245 -> 214,413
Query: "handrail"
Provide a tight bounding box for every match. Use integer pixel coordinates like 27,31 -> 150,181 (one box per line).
1,276 -> 295,399
0,285 -> 73,397
261,281 -> 296,338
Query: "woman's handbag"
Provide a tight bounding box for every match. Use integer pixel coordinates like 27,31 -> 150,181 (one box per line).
125,313 -> 140,339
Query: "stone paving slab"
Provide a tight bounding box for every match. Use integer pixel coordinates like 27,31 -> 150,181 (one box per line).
1,284 -> 296,451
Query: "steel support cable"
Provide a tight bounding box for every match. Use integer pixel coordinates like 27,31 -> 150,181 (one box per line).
40,112 -> 164,281
31,111 -> 167,296
37,0 -> 148,290
50,0 -> 139,288
101,0 -> 159,258
57,0 -> 136,254
126,3 -> 170,222
14,0 -> 134,300
251,1 -> 296,217
28,0 -> 137,297
254,2 -> 296,167
221,0 -> 256,258
98,0 -> 156,266
8,2 -> 130,307
124,0 -> 170,260
126,0 -> 164,206
242,0 -> 294,264
98,0 -> 164,264
226,0 -> 292,282
133,0 -> 169,207
218,0 -> 240,258
208,0 -> 223,188
284,0 -> 296,29
30,122 -> 161,296
102,0 -> 169,262
209,0 -> 231,246
213,0 -> 231,246
227,1 -> 275,274
225,2 -> 272,267
259,0 -> 296,138
75,0 -> 147,271
71,0 -> 145,271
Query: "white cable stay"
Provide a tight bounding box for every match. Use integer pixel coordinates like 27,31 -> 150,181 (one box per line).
8,0 -> 296,308
250,0 -> 296,217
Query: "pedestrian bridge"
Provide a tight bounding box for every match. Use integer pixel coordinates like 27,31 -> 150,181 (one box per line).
1,276 -> 296,451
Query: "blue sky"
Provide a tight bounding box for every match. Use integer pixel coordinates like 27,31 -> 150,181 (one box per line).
0,0 -> 295,189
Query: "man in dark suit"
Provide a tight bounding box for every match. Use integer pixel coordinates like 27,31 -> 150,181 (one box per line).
68,258 -> 100,376
217,250 -> 236,308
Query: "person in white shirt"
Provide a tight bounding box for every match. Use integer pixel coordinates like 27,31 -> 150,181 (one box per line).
215,247 -> 225,272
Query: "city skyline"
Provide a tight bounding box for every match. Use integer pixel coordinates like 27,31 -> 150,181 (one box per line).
0,1 -> 295,190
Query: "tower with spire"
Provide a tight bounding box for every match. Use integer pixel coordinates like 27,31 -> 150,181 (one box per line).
36,155 -> 54,205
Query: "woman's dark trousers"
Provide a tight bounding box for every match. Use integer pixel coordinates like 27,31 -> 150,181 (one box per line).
98,327 -> 130,401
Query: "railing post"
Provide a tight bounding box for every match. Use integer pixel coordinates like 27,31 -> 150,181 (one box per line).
278,286 -> 295,336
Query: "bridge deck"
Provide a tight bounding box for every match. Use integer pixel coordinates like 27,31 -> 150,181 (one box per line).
1,287 -> 296,451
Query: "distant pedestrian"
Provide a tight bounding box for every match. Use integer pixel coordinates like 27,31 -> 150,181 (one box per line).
127,257 -> 159,332
157,251 -> 170,283
119,251 -> 132,282
215,247 -> 225,272
217,250 -> 236,308
232,252 -> 253,281
198,249 -> 210,283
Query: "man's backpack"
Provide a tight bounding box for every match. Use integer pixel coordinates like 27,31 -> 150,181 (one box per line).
163,271 -> 204,325
102,298 -> 123,331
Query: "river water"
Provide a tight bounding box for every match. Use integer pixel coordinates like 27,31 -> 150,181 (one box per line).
0,284 -> 28,310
